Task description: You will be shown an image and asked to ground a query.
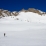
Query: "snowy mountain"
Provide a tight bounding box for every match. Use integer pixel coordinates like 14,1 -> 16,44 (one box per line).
0,8 -> 46,46
0,8 -> 46,17
0,8 -> 46,23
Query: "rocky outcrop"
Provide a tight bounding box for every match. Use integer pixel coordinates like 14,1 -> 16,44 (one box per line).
20,8 -> 46,15
2,10 -> 11,16
0,9 -> 11,17
28,8 -> 42,15
0,9 -> 4,16
11,11 -> 19,16
0,9 -> 19,17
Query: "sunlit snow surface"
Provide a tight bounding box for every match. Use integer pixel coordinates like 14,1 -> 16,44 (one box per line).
0,12 -> 46,46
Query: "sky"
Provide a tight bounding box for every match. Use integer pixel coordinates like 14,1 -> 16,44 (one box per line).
0,0 -> 46,12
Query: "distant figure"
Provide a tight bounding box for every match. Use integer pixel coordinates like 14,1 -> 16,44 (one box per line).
4,33 -> 6,37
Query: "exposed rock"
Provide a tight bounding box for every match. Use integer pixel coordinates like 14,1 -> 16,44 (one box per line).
16,18 -> 19,20
20,8 -> 46,15
20,9 -> 27,12
0,9 -> 11,17
2,10 -> 11,16
28,8 -> 42,15
0,9 -> 5,17
11,11 -> 19,16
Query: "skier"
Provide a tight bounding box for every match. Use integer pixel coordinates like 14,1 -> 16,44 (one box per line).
4,33 -> 6,37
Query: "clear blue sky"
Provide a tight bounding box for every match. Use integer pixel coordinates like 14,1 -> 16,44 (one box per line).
0,0 -> 46,12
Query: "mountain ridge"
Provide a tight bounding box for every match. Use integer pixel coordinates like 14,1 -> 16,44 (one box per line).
0,8 -> 46,18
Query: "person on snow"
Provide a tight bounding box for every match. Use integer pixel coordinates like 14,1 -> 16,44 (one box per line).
4,33 -> 6,37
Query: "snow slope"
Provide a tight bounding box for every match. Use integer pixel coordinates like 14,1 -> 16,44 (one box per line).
0,12 -> 46,46
0,12 -> 46,23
